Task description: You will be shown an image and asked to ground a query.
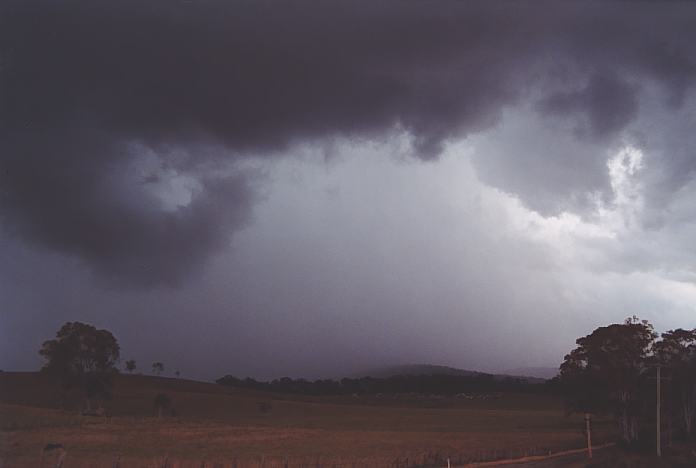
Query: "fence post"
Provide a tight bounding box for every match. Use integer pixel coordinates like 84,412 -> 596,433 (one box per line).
585,413 -> 592,458
54,450 -> 67,468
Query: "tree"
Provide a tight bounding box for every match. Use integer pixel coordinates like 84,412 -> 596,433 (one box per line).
153,392 -> 171,418
654,328 -> 696,437
152,362 -> 164,375
39,322 -> 120,410
125,359 -> 137,373
174,370 -> 180,378
560,317 -> 656,445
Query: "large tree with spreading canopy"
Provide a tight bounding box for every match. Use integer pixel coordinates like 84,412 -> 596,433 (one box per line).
40,321 -> 120,410
560,317 -> 656,445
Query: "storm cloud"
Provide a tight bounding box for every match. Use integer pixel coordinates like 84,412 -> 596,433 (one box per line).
2,0 -> 696,285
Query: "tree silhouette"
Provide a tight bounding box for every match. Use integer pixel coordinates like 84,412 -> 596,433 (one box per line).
560,317 -> 656,445
174,370 -> 180,378
654,328 -> 696,437
153,392 -> 171,418
152,362 -> 164,375
125,359 -> 137,373
39,322 -> 120,411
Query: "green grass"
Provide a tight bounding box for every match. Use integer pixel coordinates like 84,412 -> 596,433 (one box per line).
0,372 -> 613,467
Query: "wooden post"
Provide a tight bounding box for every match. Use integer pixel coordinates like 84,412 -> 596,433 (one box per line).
657,365 -> 661,457
54,450 -> 66,468
585,413 -> 592,458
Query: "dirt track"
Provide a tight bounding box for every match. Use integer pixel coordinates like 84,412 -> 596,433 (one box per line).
461,443 -> 615,467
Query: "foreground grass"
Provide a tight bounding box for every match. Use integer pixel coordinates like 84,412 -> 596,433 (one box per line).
0,373 -> 613,467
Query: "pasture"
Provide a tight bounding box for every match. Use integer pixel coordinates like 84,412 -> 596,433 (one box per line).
0,372 -> 613,467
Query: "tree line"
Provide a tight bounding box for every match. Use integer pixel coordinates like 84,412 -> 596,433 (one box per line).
216,373 -> 543,396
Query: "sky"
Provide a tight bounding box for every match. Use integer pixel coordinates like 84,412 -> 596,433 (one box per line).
2,0 -> 696,381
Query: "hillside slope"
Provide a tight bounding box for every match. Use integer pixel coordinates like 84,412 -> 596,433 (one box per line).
355,364 -> 547,383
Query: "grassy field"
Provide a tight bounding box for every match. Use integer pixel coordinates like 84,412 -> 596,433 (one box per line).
0,372 -> 614,467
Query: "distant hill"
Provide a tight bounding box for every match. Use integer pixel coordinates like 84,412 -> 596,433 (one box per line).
503,367 -> 559,380
354,364 -> 547,383
355,364 -> 481,378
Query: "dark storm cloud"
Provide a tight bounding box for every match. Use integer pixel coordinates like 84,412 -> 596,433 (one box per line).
1,0 -> 695,285
0,122 -> 253,286
537,73 -> 639,140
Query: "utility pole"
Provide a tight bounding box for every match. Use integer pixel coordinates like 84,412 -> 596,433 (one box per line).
648,364 -> 669,457
656,365 -> 661,458
585,413 -> 592,458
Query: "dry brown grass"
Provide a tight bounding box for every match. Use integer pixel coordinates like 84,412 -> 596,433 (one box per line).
0,372 -> 614,467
